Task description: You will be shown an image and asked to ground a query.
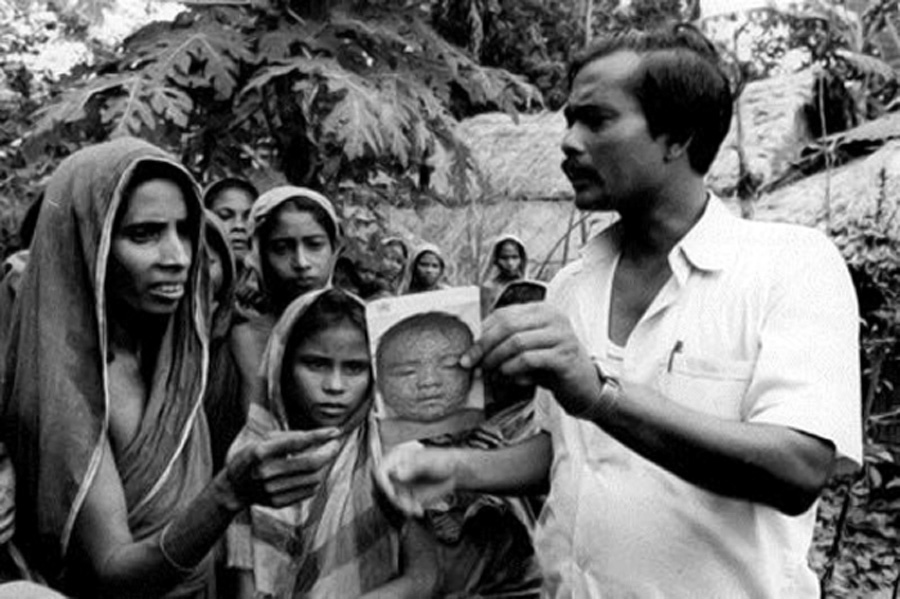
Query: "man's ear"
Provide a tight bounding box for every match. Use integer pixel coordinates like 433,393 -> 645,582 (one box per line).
663,135 -> 692,163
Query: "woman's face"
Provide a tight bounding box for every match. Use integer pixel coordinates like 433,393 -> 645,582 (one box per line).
381,243 -> 406,282
262,204 -> 335,305
496,241 -> 523,278
414,252 -> 442,288
108,178 -> 193,317
286,319 -> 371,429
209,188 -> 254,261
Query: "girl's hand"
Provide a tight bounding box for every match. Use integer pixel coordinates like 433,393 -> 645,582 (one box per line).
222,428 -> 341,509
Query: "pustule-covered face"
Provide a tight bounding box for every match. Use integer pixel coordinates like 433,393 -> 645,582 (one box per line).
414,251 -> 443,288
496,241 -> 523,279
561,51 -> 669,213
377,318 -> 473,422
108,178 -> 193,317
209,187 -> 254,260
262,203 -> 335,306
284,319 -> 371,430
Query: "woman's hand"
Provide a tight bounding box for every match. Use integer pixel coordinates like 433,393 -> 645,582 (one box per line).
222,428 -> 341,509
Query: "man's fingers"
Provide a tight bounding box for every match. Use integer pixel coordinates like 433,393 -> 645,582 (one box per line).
461,304 -> 549,369
479,328 -> 558,372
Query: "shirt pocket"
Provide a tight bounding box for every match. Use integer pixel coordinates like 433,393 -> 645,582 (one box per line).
659,354 -> 754,421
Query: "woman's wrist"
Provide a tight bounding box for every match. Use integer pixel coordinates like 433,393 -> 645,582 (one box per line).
212,469 -> 247,514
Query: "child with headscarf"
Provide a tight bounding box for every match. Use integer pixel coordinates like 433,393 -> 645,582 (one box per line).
380,237 -> 409,297
480,234 -> 528,316
1,139 -> 344,598
226,288 -> 438,598
405,244 -> 449,294
231,186 -> 343,427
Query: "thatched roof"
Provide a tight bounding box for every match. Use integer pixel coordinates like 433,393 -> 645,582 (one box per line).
430,69 -> 818,202
752,140 -> 900,273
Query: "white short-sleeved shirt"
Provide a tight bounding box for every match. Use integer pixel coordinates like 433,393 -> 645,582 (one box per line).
534,197 -> 862,599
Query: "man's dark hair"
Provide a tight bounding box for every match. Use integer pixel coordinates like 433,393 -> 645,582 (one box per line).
567,23 -> 733,175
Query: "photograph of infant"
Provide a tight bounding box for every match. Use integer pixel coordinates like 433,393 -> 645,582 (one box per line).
367,286 -> 483,446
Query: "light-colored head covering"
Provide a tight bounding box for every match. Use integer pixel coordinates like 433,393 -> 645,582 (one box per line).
226,287 -> 400,597
1,138 -> 211,585
489,234 -> 527,279
244,186 -> 342,313
406,242 -> 447,293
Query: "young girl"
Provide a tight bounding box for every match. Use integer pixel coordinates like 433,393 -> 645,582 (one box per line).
481,235 -> 528,316
227,288 -> 437,598
231,186 -> 342,418
2,139 -> 341,598
405,244 -> 449,294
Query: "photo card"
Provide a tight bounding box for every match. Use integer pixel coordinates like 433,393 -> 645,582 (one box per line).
367,286 -> 483,446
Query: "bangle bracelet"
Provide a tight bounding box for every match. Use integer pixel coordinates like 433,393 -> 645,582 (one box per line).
158,523 -> 196,574
572,363 -> 621,422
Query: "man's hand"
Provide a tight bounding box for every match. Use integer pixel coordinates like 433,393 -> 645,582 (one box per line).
461,303 -> 603,417
375,442 -> 461,517
223,428 -> 341,509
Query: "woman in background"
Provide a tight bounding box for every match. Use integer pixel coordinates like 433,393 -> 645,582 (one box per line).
405,244 -> 449,294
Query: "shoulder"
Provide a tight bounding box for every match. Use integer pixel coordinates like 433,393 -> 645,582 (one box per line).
730,218 -> 848,277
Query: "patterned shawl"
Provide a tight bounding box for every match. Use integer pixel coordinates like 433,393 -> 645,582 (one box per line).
0,138 -> 212,594
227,289 -> 400,598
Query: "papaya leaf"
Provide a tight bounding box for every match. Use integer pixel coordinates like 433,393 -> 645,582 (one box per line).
29,74 -> 129,137
127,22 -> 253,100
836,48 -> 897,81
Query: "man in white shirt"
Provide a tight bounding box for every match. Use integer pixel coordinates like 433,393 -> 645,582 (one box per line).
377,23 -> 861,598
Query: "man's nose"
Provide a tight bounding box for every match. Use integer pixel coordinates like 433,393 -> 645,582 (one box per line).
561,124 -> 584,158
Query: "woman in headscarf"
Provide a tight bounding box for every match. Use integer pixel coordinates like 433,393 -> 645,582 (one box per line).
202,214 -> 245,472
405,244 -> 449,294
1,139 -> 342,598
227,287 -> 437,598
380,237 -> 409,297
480,235 -> 528,316
203,178 -> 258,267
230,186 -> 342,416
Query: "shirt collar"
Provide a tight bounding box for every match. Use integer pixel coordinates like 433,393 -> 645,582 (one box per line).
672,195 -> 736,273
579,195 -> 738,272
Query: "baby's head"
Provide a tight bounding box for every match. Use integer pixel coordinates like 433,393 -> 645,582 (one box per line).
375,312 -> 474,422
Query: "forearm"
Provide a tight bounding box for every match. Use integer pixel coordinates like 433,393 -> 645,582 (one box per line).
455,432 -> 551,495
88,472 -> 241,597
586,381 -> 835,514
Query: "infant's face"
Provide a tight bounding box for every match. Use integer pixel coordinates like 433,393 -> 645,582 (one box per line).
378,325 -> 472,422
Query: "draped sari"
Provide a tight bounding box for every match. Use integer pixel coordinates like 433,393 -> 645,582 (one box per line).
227,289 -> 400,598
0,138 -> 213,597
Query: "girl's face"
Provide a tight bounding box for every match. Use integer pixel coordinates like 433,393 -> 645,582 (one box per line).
210,188 -> 254,260
496,241 -> 523,278
381,243 -> 406,281
286,319 -> 371,429
262,204 -> 335,305
108,178 -> 193,316
414,252 -> 442,288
